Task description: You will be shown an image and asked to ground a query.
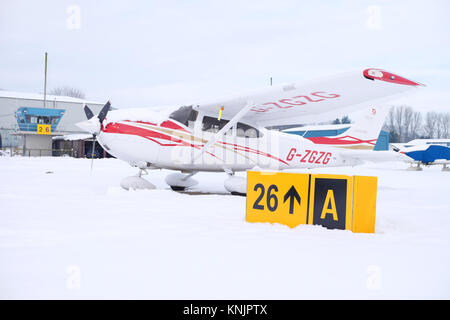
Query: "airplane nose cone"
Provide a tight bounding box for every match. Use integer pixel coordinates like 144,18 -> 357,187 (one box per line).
76,117 -> 100,134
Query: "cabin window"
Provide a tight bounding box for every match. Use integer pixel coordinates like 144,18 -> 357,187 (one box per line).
236,122 -> 261,138
202,116 -> 230,133
202,116 -> 261,138
169,105 -> 198,128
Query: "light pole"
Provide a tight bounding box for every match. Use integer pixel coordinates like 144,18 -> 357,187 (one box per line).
43,52 -> 48,108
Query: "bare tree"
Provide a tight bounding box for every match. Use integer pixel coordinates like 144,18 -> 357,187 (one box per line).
437,112 -> 450,139
384,106 -> 423,142
50,86 -> 86,99
403,107 -> 414,141
443,113 -> 450,138
424,112 -> 438,139
408,111 -> 422,140
383,106 -> 399,142
384,107 -> 449,142
393,106 -> 415,142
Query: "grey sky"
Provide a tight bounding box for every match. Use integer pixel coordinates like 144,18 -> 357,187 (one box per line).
1,0 -> 449,113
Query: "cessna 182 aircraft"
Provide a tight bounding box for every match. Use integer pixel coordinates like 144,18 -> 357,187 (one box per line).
77,68 -> 422,194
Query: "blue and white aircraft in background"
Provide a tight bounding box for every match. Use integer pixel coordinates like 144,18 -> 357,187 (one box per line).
392,139 -> 450,171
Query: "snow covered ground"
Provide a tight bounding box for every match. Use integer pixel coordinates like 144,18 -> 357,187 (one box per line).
0,156 -> 449,299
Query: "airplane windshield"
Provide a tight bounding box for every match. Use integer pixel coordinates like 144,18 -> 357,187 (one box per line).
169,106 -> 198,128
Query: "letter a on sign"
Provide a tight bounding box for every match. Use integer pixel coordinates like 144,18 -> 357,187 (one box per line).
320,189 -> 338,221
310,175 -> 351,230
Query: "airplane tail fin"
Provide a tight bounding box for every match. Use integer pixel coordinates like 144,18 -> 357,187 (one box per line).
307,106 -> 388,150
336,106 -> 388,149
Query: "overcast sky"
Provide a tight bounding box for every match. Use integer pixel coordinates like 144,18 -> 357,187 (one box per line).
1,0 -> 449,113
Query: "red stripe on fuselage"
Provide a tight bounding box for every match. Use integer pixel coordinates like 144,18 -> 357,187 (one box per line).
103,122 -> 198,148
160,120 -> 189,132
103,121 -> 288,165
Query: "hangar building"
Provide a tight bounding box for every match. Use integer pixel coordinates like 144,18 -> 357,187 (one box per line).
0,91 -> 106,157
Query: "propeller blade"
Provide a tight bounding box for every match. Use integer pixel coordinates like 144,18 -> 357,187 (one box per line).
98,101 -> 111,123
84,105 -> 94,120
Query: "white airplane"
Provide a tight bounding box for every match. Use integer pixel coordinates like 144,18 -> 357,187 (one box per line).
77,68 -> 422,194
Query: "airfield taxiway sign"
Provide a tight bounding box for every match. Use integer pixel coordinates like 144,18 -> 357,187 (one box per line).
246,171 -> 377,233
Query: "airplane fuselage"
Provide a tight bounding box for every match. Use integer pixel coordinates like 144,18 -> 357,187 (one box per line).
96,115 -> 356,172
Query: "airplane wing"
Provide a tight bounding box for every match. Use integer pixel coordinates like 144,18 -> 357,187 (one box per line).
194,68 -> 423,127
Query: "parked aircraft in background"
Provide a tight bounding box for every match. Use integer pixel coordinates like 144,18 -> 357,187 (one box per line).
393,139 -> 450,171
77,68 -> 421,194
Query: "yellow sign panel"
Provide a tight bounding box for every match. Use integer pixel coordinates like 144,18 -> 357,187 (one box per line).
352,176 -> 377,233
246,171 -> 377,233
246,171 -> 310,228
37,124 -> 51,135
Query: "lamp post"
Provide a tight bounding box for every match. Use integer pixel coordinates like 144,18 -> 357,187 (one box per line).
43,52 -> 48,108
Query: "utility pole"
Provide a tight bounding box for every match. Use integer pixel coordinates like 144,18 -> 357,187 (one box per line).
43,52 -> 48,108
270,77 -> 272,86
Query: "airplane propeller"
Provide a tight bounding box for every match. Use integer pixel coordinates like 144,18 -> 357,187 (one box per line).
79,101 -> 111,174
84,105 -> 94,120
83,101 -> 111,128
97,101 -> 111,123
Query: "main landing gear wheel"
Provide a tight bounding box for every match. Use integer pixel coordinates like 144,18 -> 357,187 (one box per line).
224,175 -> 247,196
230,191 -> 246,197
165,172 -> 198,191
170,186 -> 187,191
120,169 -> 156,190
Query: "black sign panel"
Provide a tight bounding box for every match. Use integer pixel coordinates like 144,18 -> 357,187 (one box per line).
312,178 -> 347,230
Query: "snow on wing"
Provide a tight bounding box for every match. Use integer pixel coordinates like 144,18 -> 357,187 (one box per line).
194,68 -> 422,127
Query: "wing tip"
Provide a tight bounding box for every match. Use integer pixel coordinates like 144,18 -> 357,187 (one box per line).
363,68 -> 425,87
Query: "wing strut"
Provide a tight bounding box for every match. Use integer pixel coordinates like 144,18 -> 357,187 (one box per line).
192,101 -> 256,162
